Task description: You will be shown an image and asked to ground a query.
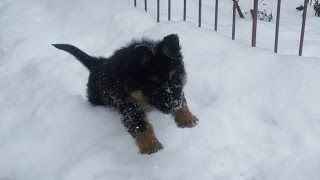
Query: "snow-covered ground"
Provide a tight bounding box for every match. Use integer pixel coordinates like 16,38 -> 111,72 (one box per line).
1,0 -> 320,180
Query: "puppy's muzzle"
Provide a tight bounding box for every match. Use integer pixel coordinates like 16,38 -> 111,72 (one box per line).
151,87 -> 184,114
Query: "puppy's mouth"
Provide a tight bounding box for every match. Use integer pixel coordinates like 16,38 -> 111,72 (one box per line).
155,104 -> 182,114
152,96 -> 184,114
167,99 -> 184,112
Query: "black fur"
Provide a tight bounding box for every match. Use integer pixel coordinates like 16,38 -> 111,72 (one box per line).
53,34 -> 188,141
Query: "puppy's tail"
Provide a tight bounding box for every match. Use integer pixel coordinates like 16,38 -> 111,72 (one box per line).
52,44 -> 101,70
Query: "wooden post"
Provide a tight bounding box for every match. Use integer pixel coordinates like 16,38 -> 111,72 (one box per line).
157,0 -> 160,22
183,0 -> 187,20
299,0 -> 309,56
252,0 -> 258,47
232,0 -> 236,40
134,0 -> 137,7
198,0 -> 202,27
145,0 -> 147,12
168,0 -> 171,20
274,0 -> 281,53
215,0 -> 218,31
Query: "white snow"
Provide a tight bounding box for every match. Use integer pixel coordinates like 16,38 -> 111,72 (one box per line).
1,0 -> 320,180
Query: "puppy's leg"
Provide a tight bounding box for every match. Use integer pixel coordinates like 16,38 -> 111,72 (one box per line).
134,122 -> 163,154
118,100 -> 163,154
172,102 -> 199,128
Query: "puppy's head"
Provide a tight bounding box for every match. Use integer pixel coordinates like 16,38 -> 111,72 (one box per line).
145,34 -> 187,114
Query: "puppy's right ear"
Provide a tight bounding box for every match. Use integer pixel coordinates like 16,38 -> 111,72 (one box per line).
160,34 -> 181,58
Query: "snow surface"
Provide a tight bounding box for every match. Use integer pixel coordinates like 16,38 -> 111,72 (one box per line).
1,0 -> 320,180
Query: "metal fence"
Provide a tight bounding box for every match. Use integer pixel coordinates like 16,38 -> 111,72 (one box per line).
134,0 -> 311,56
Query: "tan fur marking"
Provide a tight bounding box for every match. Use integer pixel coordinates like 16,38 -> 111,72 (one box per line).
134,122 -> 163,154
131,90 -> 149,106
173,103 -> 198,128
162,47 -> 172,57
162,47 -> 180,58
142,55 -> 150,64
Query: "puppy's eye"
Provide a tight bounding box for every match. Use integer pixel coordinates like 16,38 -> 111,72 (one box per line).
169,70 -> 176,77
151,76 -> 159,83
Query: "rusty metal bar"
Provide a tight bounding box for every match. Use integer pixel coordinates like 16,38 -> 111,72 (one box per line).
168,0 -> 171,20
145,0 -> 147,12
214,0 -> 218,31
198,0 -> 202,27
252,0 -> 258,47
157,0 -> 160,22
274,0 -> 281,53
232,0 -> 236,40
183,0 -> 186,20
299,0 -> 309,56
134,0 -> 137,7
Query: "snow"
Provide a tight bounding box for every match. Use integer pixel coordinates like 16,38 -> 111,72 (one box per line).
1,0 -> 320,180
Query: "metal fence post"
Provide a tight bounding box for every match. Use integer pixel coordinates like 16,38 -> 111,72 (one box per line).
198,0 -> 202,27
274,0 -> 281,53
215,0 -> 218,31
183,0 -> 187,20
145,0 -> 147,12
251,0 -> 258,47
157,0 -> 160,22
134,0 -> 137,7
168,0 -> 171,20
232,0 -> 236,40
299,0 -> 309,56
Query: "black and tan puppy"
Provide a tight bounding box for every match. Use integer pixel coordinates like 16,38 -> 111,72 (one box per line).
53,34 -> 198,154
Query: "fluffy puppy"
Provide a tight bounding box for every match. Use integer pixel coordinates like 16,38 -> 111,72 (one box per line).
53,34 -> 198,154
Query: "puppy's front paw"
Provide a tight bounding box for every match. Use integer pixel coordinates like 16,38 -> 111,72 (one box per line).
134,124 -> 163,155
173,104 -> 199,128
175,114 -> 199,128
138,139 -> 163,155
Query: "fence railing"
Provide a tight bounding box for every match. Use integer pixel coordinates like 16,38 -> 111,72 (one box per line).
133,0 -> 311,57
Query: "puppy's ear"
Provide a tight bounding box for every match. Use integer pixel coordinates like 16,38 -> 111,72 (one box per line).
131,45 -> 153,65
129,45 -> 153,74
161,34 -> 181,58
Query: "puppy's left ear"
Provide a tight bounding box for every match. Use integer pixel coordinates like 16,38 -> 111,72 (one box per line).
161,34 -> 181,58
131,45 -> 153,65
129,45 -> 154,74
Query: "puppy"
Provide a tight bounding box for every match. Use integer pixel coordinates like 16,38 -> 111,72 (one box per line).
53,34 -> 198,154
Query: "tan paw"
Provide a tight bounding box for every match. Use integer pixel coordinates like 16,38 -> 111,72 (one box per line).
173,104 -> 199,128
139,139 -> 163,155
134,123 -> 163,154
